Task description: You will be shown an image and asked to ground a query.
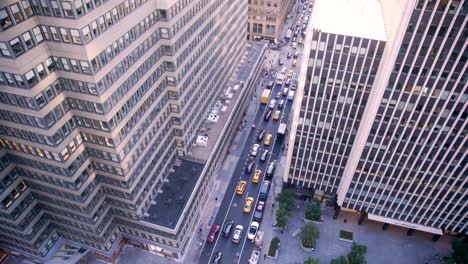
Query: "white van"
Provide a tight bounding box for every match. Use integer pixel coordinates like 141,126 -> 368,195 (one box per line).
287,90 -> 295,100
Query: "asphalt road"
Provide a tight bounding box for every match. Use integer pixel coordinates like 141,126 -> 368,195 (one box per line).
199,2 -> 311,263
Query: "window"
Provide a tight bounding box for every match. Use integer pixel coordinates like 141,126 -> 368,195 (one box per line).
36,63 -> 46,79
60,28 -> 70,42
40,0 -> 51,15
25,70 -> 37,86
9,37 -> 24,56
21,0 -> 34,17
0,42 -> 11,57
75,0 -> 84,16
70,29 -> 81,44
61,1 -> 73,17
32,26 -> 43,43
50,1 -> 61,16
50,27 -> 59,41
10,3 -> 24,23
41,25 -> 50,40
0,9 -> 12,29
22,31 -> 34,48
81,26 -> 91,42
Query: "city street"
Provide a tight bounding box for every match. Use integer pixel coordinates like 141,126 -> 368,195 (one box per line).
198,1 -> 312,263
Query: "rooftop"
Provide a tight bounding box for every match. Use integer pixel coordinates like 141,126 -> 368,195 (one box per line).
189,41 -> 266,161
311,0 -> 387,41
143,159 -> 205,229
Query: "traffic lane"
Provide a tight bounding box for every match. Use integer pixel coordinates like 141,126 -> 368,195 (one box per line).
235,109 -> 286,263
201,90 -> 280,263
238,139 -> 283,264
198,127 -> 258,263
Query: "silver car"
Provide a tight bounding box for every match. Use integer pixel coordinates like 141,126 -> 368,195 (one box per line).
232,225 -> 244,243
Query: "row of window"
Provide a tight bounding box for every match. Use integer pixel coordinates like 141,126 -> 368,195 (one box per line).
0,0 -> 148,58
1,180 -> 27,209
0,134 -> 83,163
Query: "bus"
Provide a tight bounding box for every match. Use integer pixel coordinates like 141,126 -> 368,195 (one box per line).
261,89 -> 271,104
277,123 -> 287,139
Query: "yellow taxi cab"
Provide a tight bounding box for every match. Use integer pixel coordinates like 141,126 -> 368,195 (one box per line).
243,197 -> 254,213
273,110 -> 281,120
264,134 -> 272,146
292,59 -> 297,66
236,180 -> 247,195
252,169 -> 261,183
288,70 -> 293,78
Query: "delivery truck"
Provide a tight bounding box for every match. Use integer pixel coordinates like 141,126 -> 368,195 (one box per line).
261,89 -> 271,104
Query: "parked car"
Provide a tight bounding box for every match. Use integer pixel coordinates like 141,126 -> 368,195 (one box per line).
222,220 -> 234,237
249,250 -> 260,264
291,83 -> 297,90
232,225 -> 244,243
293,51 -> 299,58
243,197 -> 254,213
236,180 -> 247,195
257,130 -> 266,140
251,144 -> 260,156
247,221 -> 260,240
287,52 -> 292,58
212,251 -> 223,264
254,201 -> 265,222
292,59 -> 297,66
207,224 -> 220,243
285,78 -> 291,86
266,160 -> 276,178
283,87 -> 289,96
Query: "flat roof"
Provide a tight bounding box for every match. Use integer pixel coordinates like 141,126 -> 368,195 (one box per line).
143,159 -> 205,229
311,0 -> 387,41
189,41 -> 265,161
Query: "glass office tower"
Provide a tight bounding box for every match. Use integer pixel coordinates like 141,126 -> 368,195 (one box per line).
286,0 -> 466,236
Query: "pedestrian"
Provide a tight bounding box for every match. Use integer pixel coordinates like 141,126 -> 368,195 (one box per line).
344,218 -> 347,223
272,203 -> 275,208
215,197 -> 218,201
199,228 -> 202,233
264,254 -> 267,259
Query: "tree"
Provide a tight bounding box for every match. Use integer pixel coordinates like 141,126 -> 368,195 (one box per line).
304,257 -> 320,264
275,189 -> 295,228
300,223 -> 320,247
347,243 -> 368,264
305,200 -> 321,221
275,206 -> 289,228
330,256 -> 349,264
451,238 -> 468,264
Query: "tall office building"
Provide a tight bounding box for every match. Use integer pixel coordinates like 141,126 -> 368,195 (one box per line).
247,0 -> 294,41
0,0 -> 246,262
286,0 -> 467,236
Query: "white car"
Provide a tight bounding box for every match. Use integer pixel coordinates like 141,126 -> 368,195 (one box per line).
249,250 -> 261,264
247,221 -> 260,240
251,144 -> 260,156
269,99 -> 276,109
232,225 -> 244,243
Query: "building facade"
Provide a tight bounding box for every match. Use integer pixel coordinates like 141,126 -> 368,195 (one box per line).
286,0 -> 467,236
247,0 -> 293,41
0,0 -> 246,262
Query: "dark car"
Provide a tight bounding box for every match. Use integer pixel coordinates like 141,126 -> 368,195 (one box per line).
264,110 -> 272,121
260,150 -> 269,162
207,224 -> 220,243
253,201 -> 266,222
287,52 -> 292,58
222,220 -> 234,237
257,130 -> 266,141
212,251 -> 223,264
278,100 -> 285,109
246,160 -> 255,173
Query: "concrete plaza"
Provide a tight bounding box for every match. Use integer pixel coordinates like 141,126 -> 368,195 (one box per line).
260,199 -> 453,264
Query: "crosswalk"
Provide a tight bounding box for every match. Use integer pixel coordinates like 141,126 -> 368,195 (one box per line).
270,70 -> 299,81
